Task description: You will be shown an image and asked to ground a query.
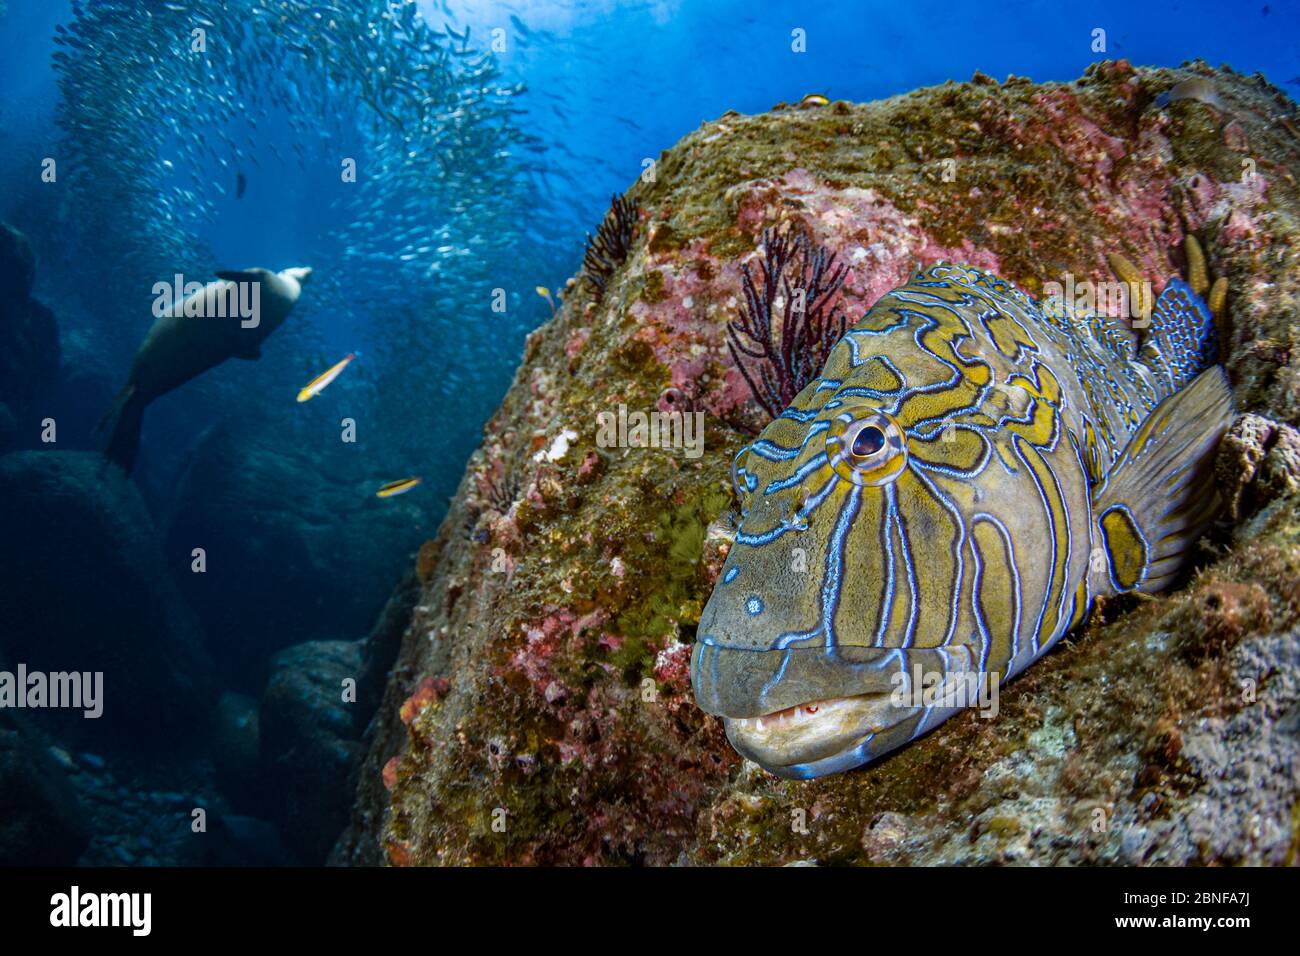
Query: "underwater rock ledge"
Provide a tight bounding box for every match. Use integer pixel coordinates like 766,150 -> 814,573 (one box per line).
333,60 -> 1300,866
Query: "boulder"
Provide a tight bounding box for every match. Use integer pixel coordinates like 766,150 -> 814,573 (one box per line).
0,450 -> 214,746
260,640 -> 364,862
212,691 -> 262,813
0,714 -> 89,865
0,402 -> 15,454
328,572 -> 421,864
204,812 -> 294,867
0,220 -> 35,301
336,62 -> 1300,866
164,422 -> 430,689
0,222 -> 59,412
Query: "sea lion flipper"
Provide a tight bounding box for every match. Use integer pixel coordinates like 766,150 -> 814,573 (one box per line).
102,385 -> 147,476
215,269 -> 262,283
96,383 -> 134,434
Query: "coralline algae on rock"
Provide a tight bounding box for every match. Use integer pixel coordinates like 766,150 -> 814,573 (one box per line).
334,61 -> 1300,866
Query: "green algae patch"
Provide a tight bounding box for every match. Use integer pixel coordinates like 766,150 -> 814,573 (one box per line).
640,269 -> 667,304
615,487 -> 732,641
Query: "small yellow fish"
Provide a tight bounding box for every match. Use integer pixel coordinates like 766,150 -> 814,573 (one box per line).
376,476 -> 422,498
536,285 -> 556,316
297,352 -> 356,403
800,93 -> 830,107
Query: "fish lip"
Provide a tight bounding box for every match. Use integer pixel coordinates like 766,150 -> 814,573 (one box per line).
721,690 -> 899,774
729,692 -> 885,724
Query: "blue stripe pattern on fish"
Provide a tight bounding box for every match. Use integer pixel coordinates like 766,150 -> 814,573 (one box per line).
691,260 -> 1233,779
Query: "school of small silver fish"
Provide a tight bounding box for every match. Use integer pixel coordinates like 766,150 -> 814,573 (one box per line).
48,0 -> 563,417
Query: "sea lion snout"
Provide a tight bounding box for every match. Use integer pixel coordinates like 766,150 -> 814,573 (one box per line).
283,266 -> 313,284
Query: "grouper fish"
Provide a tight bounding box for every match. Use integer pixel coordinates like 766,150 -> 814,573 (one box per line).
692,261 -> 1232,779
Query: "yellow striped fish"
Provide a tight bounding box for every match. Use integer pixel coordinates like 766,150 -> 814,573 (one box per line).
692,261 -> 1231,778
536,285 -> 556,316
297,352 -> 356,403
376,476 -> 421,498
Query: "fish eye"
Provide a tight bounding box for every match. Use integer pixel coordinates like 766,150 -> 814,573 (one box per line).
827,411 -> 907,486
851,425 -> 885,458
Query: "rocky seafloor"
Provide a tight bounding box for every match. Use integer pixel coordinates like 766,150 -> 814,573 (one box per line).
340,60 -> 1298,865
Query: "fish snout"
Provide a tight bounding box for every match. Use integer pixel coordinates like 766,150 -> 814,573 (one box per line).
692,641 -> 985,778
690,639 -> 908,717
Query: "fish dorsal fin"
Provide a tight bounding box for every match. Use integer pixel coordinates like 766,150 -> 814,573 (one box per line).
1089,366 -> 1232,597
1138,277 -> 1219,399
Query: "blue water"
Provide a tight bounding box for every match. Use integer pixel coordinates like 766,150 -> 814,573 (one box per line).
4,1 -> 1296,452
4,0 -> 1297,363
6,2 -> 1299,295
0,0 -> 1296,865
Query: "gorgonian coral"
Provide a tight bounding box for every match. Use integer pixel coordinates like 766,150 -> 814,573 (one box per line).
583,192 -> 639,300
483,464 -> 520,514
727,225 -> 848,420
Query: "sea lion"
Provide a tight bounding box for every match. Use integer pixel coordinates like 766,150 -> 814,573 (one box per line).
100,265 -> 312,474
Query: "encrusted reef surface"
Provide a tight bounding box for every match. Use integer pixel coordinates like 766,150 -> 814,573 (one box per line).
334,61 -> 1300,866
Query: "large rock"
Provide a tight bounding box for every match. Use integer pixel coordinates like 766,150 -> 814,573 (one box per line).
0,222 -> 59,413
203,812 -> 293,867
0,402 -> 16,454
43,326 -> 122,453
212,691 -> 262,813
0,714 -> 89,865
337,62 -> 1300,865
260,640 -> 365,862
164,422 -> 431,689
0,450 -> 215,745
329,571 -> 422,864
0,220 -> 35,301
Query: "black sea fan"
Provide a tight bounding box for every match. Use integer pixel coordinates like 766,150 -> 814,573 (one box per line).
727,225 -> 849,420
583,192 -> 640,300
484,465 -> 520,514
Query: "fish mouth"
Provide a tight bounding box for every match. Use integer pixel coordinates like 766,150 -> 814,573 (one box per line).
722,691 -> 899,777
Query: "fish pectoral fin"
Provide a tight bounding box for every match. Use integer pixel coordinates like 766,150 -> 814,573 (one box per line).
1088,367 -> 1233,596
231,337 -> 263,360
214,269 -> 263,284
